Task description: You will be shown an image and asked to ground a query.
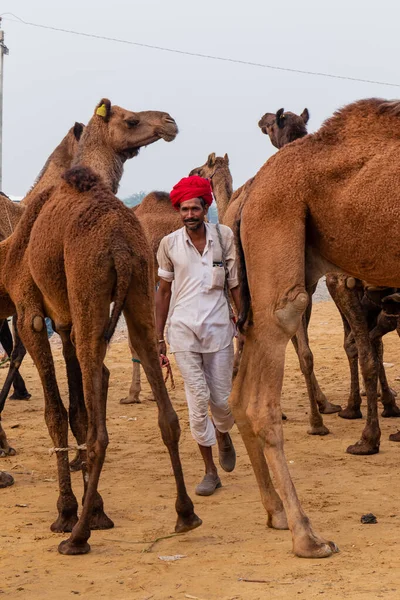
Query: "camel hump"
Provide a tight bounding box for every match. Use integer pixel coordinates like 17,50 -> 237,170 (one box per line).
62,166 -> 100,193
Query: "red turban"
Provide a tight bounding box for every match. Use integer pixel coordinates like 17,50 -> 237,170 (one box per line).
170,176 -> 213,211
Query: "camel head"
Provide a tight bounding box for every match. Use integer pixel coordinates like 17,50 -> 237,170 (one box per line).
258,108 -> 309,149
189,152 -> 230,179
89,99 -> 178,161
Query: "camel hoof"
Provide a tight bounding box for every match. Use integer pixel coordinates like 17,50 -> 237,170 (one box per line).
389,431 -> 400,442
338,407 -> 362,420
293,537 -> 339,559
9,392 -> 31,401
319,402 -> 342,415
307,425 -> 330,436
119,396 -> 141,404
346,440 -> 379,455
51,512 -> 79,533
89,510 -> 114,530
381,405 -> 400,418
175,512 -> 202,533
267,510 -> 289,530
0,471 -> 14,488
69,455 -> 83,472
58,539 -> 91,555
0,447 -> 16,458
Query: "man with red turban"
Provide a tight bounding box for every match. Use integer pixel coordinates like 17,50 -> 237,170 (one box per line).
156,175 -> 240,496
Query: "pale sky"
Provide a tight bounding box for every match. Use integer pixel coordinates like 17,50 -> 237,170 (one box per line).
1,0 -> 399,199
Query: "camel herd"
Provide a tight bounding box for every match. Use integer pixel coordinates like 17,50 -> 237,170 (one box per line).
1,96 -> 400,559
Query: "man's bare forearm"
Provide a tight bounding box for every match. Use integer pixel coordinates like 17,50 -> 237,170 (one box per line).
230,286 -> 241,314
156,287 -> 172,339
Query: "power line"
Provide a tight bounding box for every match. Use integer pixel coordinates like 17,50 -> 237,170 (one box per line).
2,12 -> 400,89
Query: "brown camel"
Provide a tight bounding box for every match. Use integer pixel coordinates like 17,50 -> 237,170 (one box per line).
0,123 -> 85,458
121,191 -> 181,404
325,275 -> 400,426
233,97 -> 400,558
190,110 -> 340,434
0,192 -> 24,239
0,99 -> 200,554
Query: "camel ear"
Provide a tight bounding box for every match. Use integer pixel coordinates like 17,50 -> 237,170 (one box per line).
223,153 -> 229,164
301,108 -> 310,124
207,153 -> 216,167
276,108 -> 285,129
95,98 -> 112,121
73,122 -> 84,141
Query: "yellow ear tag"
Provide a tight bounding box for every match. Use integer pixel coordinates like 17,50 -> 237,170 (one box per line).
96,104 -> 107,117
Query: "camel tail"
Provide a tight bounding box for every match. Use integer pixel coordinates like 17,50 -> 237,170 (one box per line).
236,217 -> 253,333
104,248 -> 133,343
62,165 -> 100,192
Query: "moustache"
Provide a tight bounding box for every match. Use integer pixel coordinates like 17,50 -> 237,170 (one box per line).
184,219 -> 200,223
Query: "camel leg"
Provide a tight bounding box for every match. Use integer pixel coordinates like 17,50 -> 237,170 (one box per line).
58,329 -> 110,555
123,292 -> 202,534
231,391 -> 288,530
291,321 -> 330,435
232,307 -> 337,558
0,320 -> 29,418
326,276 -> 363,419
293,289 -> 341,416
0,318 -> 31,400
58,327 -> 114,529
369,315 -> 400,418
120,334 -> 142,404
58,327 -> 86,473
339,322 -> 363,419
331,292 -> 381,454
0,417 -> 16,457
373,336 -> 400,417
17,310 -> 79,532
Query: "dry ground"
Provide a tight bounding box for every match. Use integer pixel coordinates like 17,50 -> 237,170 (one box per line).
1,301 -> 400,599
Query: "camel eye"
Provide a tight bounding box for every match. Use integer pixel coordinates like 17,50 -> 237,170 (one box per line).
126,119 -> 139,128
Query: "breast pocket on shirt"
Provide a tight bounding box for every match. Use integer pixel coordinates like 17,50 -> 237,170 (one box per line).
211,265 -> 226,289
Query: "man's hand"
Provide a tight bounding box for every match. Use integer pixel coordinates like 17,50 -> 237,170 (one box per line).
159,340 -> 167,357
230,285 -> 241,315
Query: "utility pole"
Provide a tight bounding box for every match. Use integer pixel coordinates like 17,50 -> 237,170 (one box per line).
0,18 -> 9,190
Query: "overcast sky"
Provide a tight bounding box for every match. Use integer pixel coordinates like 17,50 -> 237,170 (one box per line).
1,0 -> 399,199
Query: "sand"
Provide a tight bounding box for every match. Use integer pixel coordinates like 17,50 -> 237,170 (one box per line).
1,300 -> 400,599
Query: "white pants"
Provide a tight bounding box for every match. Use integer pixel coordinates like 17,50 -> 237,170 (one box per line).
174,343 -> 235,447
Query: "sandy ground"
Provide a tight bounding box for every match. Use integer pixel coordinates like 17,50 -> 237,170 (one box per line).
1,300 -> 400,599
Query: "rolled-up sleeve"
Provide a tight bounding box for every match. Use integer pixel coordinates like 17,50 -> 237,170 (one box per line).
157,237 -> 174,282
224,228 -> 239,289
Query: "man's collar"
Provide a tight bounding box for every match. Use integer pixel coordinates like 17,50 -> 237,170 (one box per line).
183,223 -> 213,245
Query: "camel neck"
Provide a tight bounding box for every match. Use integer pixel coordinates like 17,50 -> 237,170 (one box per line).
73,125 -> 124,194
22,161 -> 66,206
211,168 -> 233,223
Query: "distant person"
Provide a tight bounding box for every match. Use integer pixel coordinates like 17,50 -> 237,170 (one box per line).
156,176 -> 240,496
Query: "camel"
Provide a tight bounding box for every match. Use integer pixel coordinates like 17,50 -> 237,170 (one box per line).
190,109 -> 340,435
325,275 -> 400,426
0,123 -> 85,457
0,98 -> 200,555
233,97 -> 400,558
0,194 -> 31,404
121,191 -> 181,404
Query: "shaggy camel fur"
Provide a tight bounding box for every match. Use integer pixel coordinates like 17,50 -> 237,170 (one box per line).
0,123 -> 84,458
0,123 -> 85,457
0,99 -> 200,554
234,97 -> 400,558
121,191 -> 181,404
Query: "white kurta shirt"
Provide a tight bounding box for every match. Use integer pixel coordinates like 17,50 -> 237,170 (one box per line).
157,223 -> 238,353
